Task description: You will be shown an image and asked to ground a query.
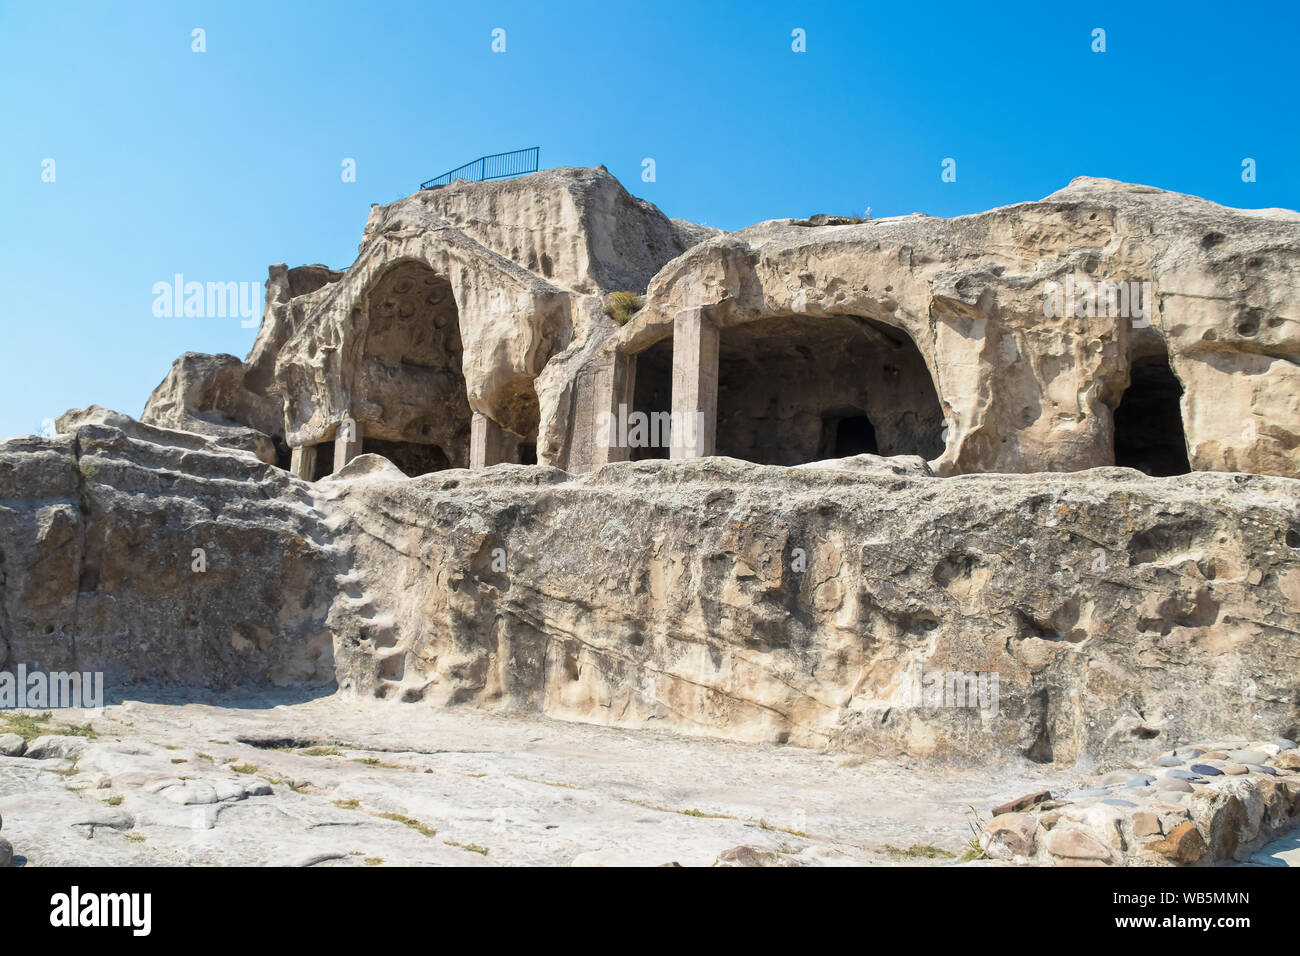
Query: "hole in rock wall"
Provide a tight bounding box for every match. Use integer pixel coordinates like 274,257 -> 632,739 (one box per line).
360,437 -> 451,477
355,260 -> 472,471
716,314 -> 944,465
310,440 -> 336,481
822,410 -> 879,457
630,337 -> 673,460
1113,353 -> 1191,476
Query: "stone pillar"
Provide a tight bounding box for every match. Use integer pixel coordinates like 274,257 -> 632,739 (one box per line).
470,411 -> 505,469
333,418 -> 363,472
591,349 -> 637,467
670,308 -> 718,459
289,444 -> 316,480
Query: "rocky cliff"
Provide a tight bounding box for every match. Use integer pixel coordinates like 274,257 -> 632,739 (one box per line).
3,419 -> 1296,768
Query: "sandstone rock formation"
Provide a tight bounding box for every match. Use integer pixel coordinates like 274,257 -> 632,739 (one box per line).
605,178 -> 1300,479
4,418 -> 1297,768
4,169 -> 1299,788
0,421 -> 337,689
127,169 -> 1300,488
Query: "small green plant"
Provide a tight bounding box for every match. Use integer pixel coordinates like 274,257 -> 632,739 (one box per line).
0,711 -> 53,740
376,812 -> 438,838
604,291 -> 644,326
883,844 -> 956,860
126,833 -> 146,843
63,722 -> 98,739
334,799 -> 361,810
961,805 -> 987,862
300,747 -> 341,757
363,857 -> 383,866
229,763 -> 258,775
106,795 -> 124,807
170,758 -> 186,764
445,840 -> 489,855
758,818 -> 812,838
71,458 -> 97,480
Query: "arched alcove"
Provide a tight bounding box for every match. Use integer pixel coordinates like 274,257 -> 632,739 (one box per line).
354,260 -> 472,475
1113,352 -> 1190,476
714,314 -> 944,465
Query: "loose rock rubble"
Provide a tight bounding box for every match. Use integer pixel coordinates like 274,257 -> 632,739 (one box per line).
981,739 -> 1300,865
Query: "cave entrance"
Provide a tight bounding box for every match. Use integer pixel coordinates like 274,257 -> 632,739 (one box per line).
354,260 -> 472,473
823,410 -> 879,457
1113,353 -> 1190,476
309,440 -> 335,481
715,314 -> 943,465
629,337 -> 673,460
360,438 -> 451,477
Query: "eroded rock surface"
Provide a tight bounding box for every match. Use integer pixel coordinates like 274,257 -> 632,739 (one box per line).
0,421 -> 338,689
323,457 -> 1300,766
0,696 -> 1079,867
4,422 -> 1297,765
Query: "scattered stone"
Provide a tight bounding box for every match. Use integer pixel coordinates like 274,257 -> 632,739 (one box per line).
1145,821 -> 1207,864
1224,764 -> 1250,775
1065,788 -> 1111,800
1124,774 -> 1156,788
1153,754 -> 1183,768
1131,812 -> 1162,838
1201,752 -> 1229,760
25,735 -> 89,761
1156,778 -> 1194,793
1044,828 -> 1113,863
980,812 -> 1038,859
1190,764 -> 1223,776
1102,799 -> 1137,807
992,790 -> 1051,815
0,734 -> 26,757
1242,763 -> 1276,776
712,845 -> 799,867
1273,752 -> 1300,771
1227,750 -> 1269,765
0,837 -> 11,867
1175,747 -> 1206,760
1274,739 -> 1297,752
1165,769 -> 1201,781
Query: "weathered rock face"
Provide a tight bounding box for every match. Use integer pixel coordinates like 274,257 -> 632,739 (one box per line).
607,177 -> 1300,479
3,418 -> 1298,764
138,264 -> 346,468
138,354 -> 284,465
0,422 -> 338,690
266,167 -> 712,458
136,170 -> 1296,485
323,456 -> 1300,766
410,165 -> 716,296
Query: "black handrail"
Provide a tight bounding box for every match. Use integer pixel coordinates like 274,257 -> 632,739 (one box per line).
420,147 -> 540,190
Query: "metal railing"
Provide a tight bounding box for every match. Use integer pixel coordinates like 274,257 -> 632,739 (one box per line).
420,147 -> 540,190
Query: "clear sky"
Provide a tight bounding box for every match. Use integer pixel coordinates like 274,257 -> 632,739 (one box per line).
1,0 -> 1296,440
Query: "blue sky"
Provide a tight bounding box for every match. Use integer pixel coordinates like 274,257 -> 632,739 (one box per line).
1,0 -> 1296,440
